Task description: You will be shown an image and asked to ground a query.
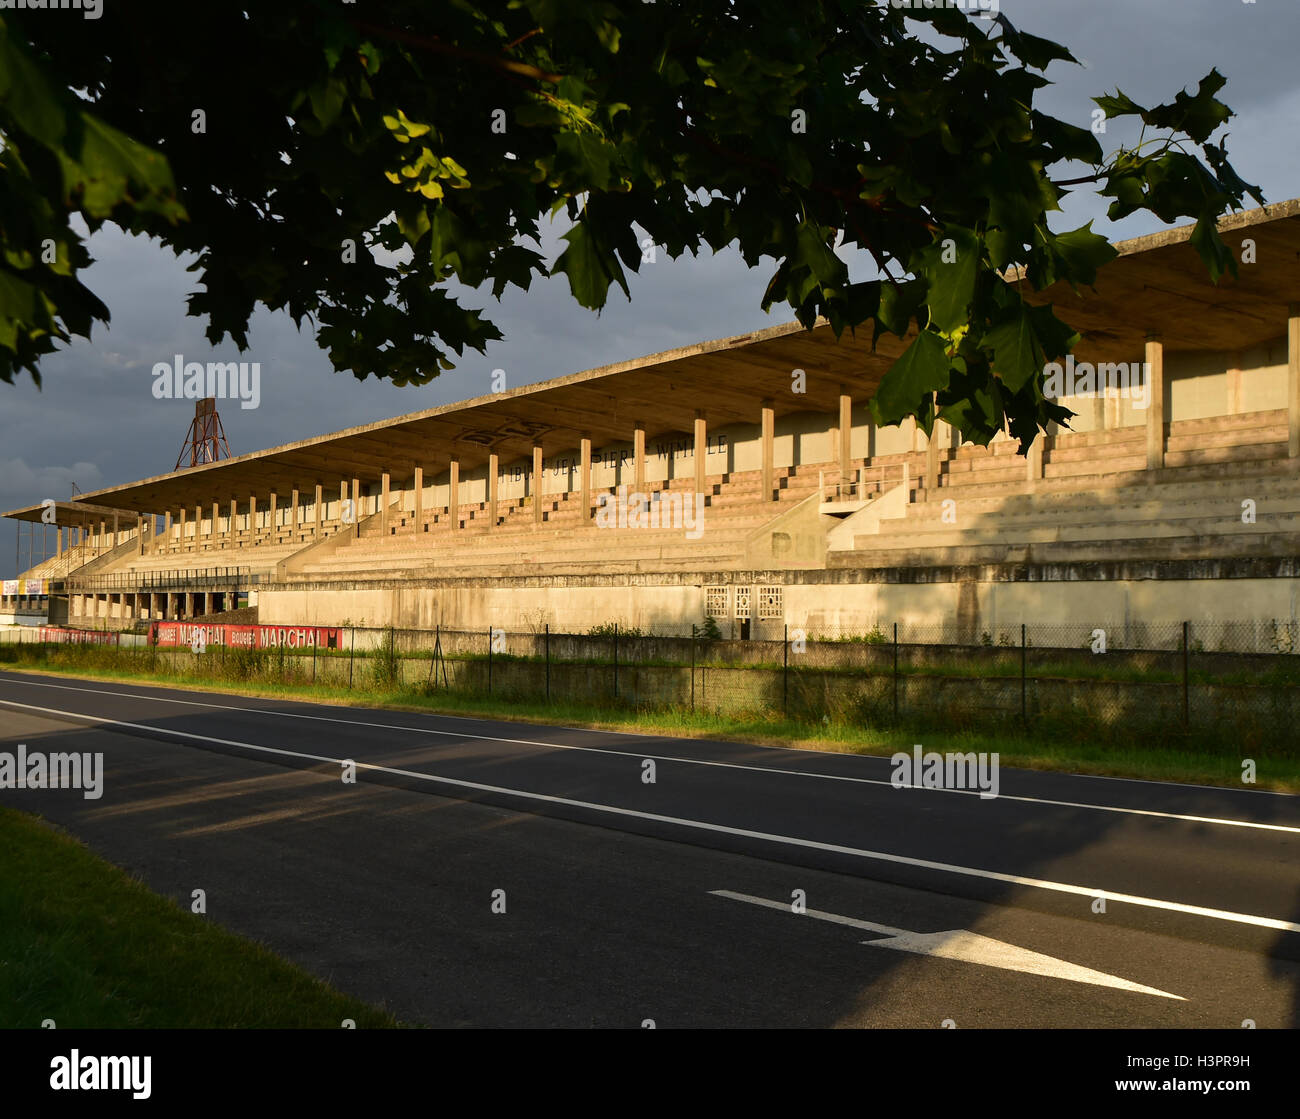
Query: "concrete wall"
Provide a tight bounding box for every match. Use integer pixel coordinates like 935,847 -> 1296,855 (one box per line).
259,569 -> 1300,640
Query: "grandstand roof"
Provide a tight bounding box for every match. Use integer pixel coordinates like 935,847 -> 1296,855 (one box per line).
6,197 -> 1300,523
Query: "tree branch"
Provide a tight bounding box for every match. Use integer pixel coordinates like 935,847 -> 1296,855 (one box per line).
349,20 -> 564,84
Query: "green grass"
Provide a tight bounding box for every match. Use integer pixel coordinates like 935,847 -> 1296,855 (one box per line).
0,807 -> 401,1028
2,650 -> 1296,792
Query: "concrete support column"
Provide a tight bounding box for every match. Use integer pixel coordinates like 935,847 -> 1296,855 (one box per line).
290,488 -> 299,542
1146,334 -> 1165,471
203,591 -> 213,616
269,492 -> 278,540
338,480 -> 348,527
179,506 -> 188,552
925,400 -> 940,500
532,445 -> 544,524
1288,304 -> 1300,458
411,469 -> 422,533
380,473 -> 390,536
449,460 -> 460,524
487,453 -> 499,529
350,478 -> 360,538
112,511 -> 119,548
97,519 -> 105,557
838,389 -> 853,485
761,401 -> 775,501
693,411 -> 707,497
228,499 -> 237,546
1226,351 -> 1244,416
136,516 -> 145,556
210,502 -> 219,548
248,495 -> 257,545
1027,435 -> 1044,486
633,422 -> 646,493
191,505 -> 200,551
579,437 -> 592,523
315,484 -> 324,539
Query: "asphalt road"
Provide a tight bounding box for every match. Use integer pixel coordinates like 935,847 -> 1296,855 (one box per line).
1,669 -> 1297,1028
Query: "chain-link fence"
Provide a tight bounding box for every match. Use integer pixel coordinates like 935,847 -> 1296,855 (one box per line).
2,620 -> 1297,755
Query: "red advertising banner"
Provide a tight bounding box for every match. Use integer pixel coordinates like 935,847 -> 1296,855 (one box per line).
40,627 -> 120,645
150,622 -> 344,650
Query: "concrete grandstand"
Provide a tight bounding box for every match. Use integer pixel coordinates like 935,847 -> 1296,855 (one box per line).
5,199 -> 1300,641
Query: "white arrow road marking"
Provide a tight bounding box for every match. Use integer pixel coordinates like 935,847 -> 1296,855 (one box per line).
710,890 -> 1185,1000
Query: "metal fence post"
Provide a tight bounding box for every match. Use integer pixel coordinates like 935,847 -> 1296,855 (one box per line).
429,623 -> 441,689
613,622 -> 619,700
487,626 -> 493,695
783,623 -> 789,719
1020,623 -> 1027,723
1182,620 -> 1190,729
690,634 -> 696,713
892,622 -> 899,721
545,623 -> 550,702
348,627 -> 355,689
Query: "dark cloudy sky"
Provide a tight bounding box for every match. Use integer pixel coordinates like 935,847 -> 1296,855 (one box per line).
4,0 -> 1299,569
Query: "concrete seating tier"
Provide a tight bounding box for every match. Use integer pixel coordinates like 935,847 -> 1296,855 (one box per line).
104,540 -> 306,577
304,468 -> 815,578
830,424 -> 1300,569
150,519 -> 349,555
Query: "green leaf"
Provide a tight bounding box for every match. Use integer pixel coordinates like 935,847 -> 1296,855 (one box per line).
870,330 -> 951,427
985,305 -> 1044,393
1094,90 -> 1145,120
1189,216 -> 1234,284
920,226 -> 980,333
1049,222 -> 1118,287
55,116 -> 184,221
555,221 -> 627,310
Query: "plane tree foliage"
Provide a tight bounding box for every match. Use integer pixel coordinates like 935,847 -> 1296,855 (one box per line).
0,1 -> 1262,448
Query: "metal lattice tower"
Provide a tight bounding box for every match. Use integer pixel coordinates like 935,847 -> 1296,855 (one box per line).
175,397 -> 232,469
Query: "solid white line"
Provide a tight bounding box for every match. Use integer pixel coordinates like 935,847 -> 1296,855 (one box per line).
3,695 -> 1298,935
1,677 -> 1294,834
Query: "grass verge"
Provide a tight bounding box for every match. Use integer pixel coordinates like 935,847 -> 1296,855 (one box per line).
0,807 -> 401,1028
2,656 -> 1296,793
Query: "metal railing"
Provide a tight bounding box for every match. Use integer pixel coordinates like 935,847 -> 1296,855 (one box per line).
64,567 -> 262,594
819,462 -> 911,503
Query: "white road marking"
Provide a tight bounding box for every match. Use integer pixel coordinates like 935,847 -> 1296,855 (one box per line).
3,695 -> 1299,935
710,890 -> 1185,999
0,676 -> 1294,834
